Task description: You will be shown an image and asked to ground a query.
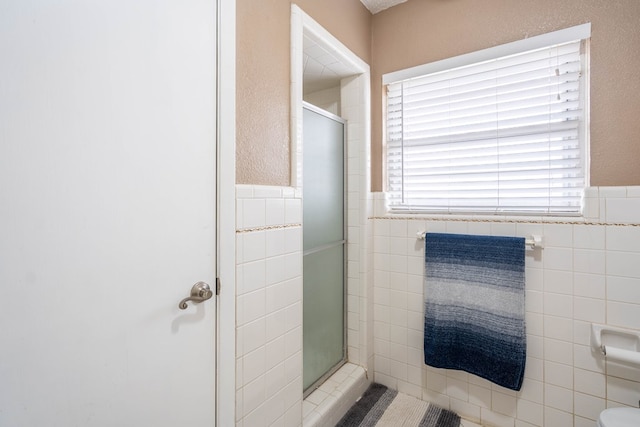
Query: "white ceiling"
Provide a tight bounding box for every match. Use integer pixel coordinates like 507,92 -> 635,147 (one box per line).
303,0 -> 407,95
303,35 -> 353,94
360,0 -> 407,14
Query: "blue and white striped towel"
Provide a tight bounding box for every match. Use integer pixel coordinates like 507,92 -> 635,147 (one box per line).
424,233 -> 526,391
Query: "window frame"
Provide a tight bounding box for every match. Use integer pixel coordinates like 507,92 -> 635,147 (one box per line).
383,23 -> 591,216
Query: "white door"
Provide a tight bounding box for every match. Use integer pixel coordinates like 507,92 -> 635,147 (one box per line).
0,1 -> 218,426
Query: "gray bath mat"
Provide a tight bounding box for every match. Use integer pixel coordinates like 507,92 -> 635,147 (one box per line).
336,383 -> 460,427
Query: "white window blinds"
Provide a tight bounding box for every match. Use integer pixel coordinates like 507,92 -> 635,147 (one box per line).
385,25 -> 590,215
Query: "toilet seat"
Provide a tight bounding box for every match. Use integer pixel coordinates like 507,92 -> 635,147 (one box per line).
598,408 -> 640,427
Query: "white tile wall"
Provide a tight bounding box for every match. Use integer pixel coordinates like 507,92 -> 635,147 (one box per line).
372,186 -> 640,427
236,185 -> 303,427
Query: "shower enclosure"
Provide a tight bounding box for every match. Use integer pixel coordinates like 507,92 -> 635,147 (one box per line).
302,103 -> 346,395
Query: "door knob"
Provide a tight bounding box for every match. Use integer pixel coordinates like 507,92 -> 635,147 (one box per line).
178,281 -> 213,309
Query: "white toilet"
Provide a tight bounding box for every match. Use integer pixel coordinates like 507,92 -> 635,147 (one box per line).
597,408 -> 640,427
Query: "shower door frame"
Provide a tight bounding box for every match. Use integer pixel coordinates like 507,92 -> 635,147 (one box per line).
302,101 -> 348,397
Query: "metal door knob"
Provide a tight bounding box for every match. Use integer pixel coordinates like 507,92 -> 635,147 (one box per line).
178,281 -> 213,309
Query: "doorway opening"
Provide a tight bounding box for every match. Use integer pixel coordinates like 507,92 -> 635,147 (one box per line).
291,5 -> 372,403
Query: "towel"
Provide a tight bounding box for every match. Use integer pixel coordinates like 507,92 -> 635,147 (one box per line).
424,232 -> 526,391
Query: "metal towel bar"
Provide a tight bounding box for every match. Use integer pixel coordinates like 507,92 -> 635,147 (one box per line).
415,231 -> 544,249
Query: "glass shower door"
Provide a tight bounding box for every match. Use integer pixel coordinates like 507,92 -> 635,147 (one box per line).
302,104 -> 346,394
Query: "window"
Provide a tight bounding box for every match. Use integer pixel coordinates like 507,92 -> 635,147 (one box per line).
385,24 -> 590,215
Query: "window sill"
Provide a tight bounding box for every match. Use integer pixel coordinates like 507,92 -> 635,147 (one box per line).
378,209 -> 588,225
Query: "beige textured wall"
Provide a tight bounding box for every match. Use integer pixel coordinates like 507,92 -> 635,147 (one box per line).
371,0 -> 640,191
236,0 -> 371,185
